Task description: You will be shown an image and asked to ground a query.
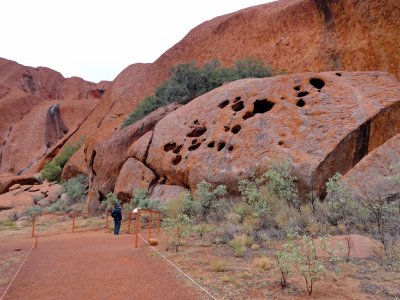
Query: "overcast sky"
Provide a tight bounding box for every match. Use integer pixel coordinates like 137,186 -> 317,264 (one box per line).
0,0 -> 275,83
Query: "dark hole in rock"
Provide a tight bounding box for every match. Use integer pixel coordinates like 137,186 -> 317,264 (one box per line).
172,155 -> 182,165
309,78 -> 325,89
335,72 -> 342,77
187,127 -> 207,137
202,138 -> 206,141
297,91 -> 309,97
192,139 -> 198,144
243,111 -> 254,120
14,248 -> 22,251
281,97 -> 285,100
231,125 -> 241,134
253,99 -> 275,114
208,141 -> 215,148
224,125 -> 230,132
297,99 -> 306,107
231,101 -> 244,112
218,142 -> 226,151
234,96 -> 241,103
194,119 -> 198,124
278,141 -> 283,145
173,145 -> 183,154
228,145 -> 234,151
318,89 -> 321,92
164,142 -> 176,152
219,99 -> 230,108
189,143 -> 201,151
294,85 -> 301,91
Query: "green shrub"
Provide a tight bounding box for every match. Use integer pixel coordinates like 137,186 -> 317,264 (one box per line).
46,200 -> 67,213
26,206 -> 42,221
164,215 -> 192,253
228,234 -> 252,257
211,260 -> 228,272
194,181 -> 227,221
100,192 -> 119,211
63,175 -> 88,202
41,139 -> 84,183
129,189 -> 162,211
122,59 -> 275,127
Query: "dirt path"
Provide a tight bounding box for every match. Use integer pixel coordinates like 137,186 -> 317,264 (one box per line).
1,231 -> 206,300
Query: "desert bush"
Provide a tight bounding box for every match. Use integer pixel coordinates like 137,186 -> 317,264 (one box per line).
46,200 -> 67,213
129,189 -> 162,211
26,206 -> 42,220
254,256 -> 274,270
274,230 -> 298,289
295,235 -> 326,295
41,162 -> 62,182
100,192 -> 119,211
211,260 -> 228,272
63,175 -> 88,202
228,234 -> 252,257
41,140 -> 83,183
0,219 -> 17,230
122,59 -> 274,127
194,223 -> 211,240
264,160 -> 299,210
194,181 -> 227,221
164,214 -> 192,253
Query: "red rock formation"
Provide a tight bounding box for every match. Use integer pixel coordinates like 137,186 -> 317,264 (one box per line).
114,158 -> 157,202
0,57 -> 111,175
0,100 -> 98,175
0,173 -> 40,194
61,146 -> 88,180
149,184 -> 190,202
343,134 -> 400,201
83,103 -> 181,215
68,0 -> 400,151
145,72 -> 400,195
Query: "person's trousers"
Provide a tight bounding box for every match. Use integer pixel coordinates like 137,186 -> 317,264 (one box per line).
114,220 -> 121,235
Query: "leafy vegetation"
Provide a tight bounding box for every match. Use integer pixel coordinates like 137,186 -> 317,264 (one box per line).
41,139 -> 84,182
122,58 -> 275,127
62,175 -> 88,202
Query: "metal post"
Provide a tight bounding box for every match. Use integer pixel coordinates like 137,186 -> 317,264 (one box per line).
72,212 -> 76,233
127,212 -> 132,234
31,214 -> 36,238
148,211 -> 152,239
135,210 -> 140,248
34,236 -> 38,249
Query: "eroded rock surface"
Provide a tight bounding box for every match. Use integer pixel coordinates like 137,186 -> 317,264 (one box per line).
114,158 -> 157,202
146,72 -> 400,195
343,134 -> 400,201
149,184 -> 190,202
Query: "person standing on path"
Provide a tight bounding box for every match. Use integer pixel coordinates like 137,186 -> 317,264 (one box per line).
111,203 -> 122,235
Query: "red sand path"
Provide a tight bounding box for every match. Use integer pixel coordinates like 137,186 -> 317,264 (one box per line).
1,232 -> 206,300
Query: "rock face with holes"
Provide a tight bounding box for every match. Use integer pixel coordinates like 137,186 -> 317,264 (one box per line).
146,72 -> 400,196
343,134 -> 400,202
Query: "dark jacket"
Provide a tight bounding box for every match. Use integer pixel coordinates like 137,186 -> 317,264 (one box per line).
111,207 -> 122,222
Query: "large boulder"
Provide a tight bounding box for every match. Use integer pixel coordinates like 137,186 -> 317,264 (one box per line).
86,103 -> 180,198
343,134 -> 400,201
114,158 -> 157,202
127,131 -> 153,162
146,72 -> 400,195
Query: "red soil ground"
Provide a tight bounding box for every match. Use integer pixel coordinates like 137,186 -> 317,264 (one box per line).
0,231 -> 206,300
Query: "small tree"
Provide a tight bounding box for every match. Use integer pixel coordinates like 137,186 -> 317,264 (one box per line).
100,192 -> 119,211
296,235 -> 326,295
165,215 -> 192,253
274,230 -> 298,289
195,181 -> 227,221
263,161 -> 299,210
63,175 -> 88,202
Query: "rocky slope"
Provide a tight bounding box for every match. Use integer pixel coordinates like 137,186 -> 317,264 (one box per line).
0,57 -> 110,175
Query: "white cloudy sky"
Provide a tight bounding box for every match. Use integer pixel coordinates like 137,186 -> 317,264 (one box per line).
0,0 -> 275,83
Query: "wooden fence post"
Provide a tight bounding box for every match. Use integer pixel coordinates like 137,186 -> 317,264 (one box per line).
31,214 -> 36,238
72,212 -> 76,233
135,210 -> 140,248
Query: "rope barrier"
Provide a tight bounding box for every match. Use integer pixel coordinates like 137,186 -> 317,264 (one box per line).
0,241 -> 36,300
137,234 -> 217,300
